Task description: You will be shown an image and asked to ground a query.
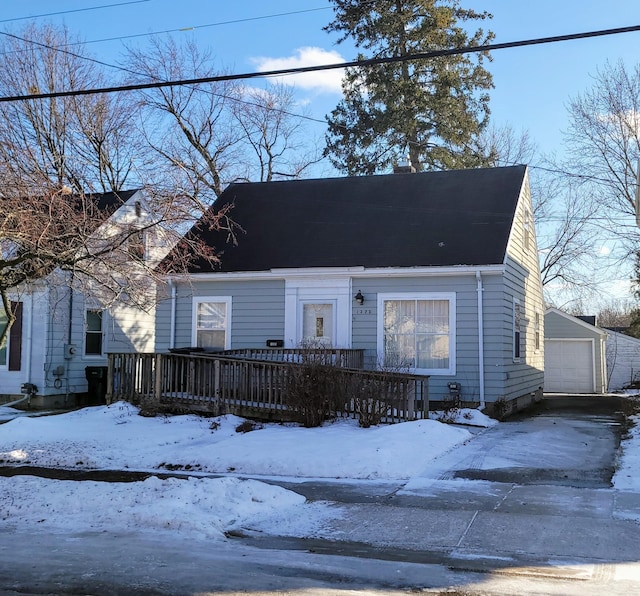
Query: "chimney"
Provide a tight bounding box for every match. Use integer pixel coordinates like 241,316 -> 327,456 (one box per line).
393,156 -> 416,174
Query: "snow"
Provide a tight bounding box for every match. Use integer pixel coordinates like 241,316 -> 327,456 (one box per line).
1,399 -> 639,546
0,401 -> 483,540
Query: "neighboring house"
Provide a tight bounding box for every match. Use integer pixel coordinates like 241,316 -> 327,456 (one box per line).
544,308 -> 608,394
605,329 -> 640,391
157,165 -> 545,414
0,189 -> 167,408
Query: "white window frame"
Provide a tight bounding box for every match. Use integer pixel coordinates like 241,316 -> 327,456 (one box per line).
534,310 -> 541,352
377,292 -> 456,375
84,308 -> 105,358
191,297 -> 232,350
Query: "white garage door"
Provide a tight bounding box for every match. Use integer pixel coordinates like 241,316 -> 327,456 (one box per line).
544,340 -> 594,393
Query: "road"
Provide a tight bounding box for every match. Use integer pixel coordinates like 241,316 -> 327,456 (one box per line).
2,395 -> 640,595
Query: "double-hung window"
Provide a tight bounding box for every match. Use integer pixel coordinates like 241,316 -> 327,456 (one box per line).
85,309 -> 104,356
193,297 -> 231,350
378,293 -> 455,375
513,299 -> 523,361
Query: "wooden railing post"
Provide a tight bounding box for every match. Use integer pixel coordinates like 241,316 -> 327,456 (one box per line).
154,354 -> 163,402
106,354 -> 114,405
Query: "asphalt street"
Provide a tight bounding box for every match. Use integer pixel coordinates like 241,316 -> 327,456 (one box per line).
2,395 -> 640,595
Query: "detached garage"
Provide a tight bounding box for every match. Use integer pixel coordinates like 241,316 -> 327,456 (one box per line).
544,308 -> 607,394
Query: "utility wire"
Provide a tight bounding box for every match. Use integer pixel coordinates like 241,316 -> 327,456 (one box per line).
0,0 -> 151,24
1,23 -> 639,103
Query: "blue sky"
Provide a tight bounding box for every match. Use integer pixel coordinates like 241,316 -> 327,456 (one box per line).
3,0 -> 639,164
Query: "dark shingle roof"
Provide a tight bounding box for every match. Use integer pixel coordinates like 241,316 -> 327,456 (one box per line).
185,166 -> 527,273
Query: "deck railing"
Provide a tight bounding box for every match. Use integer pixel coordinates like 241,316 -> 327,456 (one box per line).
106,351 -> 429,423
218,347 -> 365,369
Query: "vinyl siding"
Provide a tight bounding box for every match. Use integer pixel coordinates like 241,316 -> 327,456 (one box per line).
606,330 -> 640,390
501,172 -> 545,401
156,279 -> 286,351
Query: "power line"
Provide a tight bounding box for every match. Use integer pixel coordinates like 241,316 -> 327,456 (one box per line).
68,6 -> 332,47
0,0 -> 151,24
1,23 -> 639,103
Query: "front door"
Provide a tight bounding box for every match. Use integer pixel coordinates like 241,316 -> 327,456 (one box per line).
301,303 -> 334,346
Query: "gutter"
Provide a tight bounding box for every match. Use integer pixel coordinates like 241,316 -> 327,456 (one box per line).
476,271 -> 486,410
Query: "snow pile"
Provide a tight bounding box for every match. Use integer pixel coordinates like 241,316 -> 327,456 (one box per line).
0,402 -> 472,480
613,414 -> 640,492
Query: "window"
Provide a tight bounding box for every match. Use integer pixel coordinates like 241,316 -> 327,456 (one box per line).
1,301 -> 23,369
513,299 -> 522,361
534,311 -> 541,351
379,293 -> 455,374
85,309 -> 104,356
193,298 -> 231,350
0,304 -> 7,366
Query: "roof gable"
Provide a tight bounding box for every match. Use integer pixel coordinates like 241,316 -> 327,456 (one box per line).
184,166 -> 527,273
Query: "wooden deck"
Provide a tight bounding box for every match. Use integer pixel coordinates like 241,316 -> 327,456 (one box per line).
106,350 -> 429,424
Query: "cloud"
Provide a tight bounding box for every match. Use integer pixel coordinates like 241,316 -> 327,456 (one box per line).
252,47 -> 345,94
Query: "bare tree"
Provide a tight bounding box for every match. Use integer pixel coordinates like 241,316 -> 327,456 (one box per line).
0,23 -> 144,192
0,169 -> 233,349
475,124 -> 600,304
232,82 -> 323,182
564,60 -> 640,258
125,36 -> 321,206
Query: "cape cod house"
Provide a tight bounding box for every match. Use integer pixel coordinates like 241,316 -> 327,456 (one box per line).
0,189 -> 167,409
156,165 -> 545,415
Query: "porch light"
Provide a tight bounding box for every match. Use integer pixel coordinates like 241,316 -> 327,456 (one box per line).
355,290 -> 365,305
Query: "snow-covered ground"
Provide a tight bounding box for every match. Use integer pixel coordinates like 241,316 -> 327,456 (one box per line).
0,400 -> 638,542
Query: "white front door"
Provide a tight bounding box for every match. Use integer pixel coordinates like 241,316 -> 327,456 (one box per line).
283,277 -> 351,348
301,302 -> 334,346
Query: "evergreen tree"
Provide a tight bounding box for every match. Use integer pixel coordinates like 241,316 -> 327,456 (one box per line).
324,0 -> 494,174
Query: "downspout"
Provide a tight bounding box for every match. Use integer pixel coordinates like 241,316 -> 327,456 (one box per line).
25,290 -> 34,383
65,270 -> 75,404
476,271 -> 486,410
169,280 -> 176,350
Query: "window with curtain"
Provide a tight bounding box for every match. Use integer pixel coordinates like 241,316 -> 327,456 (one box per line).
382,296 -> 453,373
194,300 -> 229,350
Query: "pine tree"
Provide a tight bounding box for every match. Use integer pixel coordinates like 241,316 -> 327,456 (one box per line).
324,0 -> 495,174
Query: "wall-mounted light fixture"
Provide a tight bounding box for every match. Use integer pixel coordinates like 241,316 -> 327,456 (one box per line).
354,290 -> 364,305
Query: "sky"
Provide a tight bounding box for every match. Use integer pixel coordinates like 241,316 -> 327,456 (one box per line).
0,400 -> 638,557
3,0 -> 640,307
3,0 -> 639,161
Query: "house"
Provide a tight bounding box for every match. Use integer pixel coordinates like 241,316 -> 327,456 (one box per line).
156,165 -> 545,415
544,308 -> 608,394
0,189 -> 167,409
604,328 -> 640,391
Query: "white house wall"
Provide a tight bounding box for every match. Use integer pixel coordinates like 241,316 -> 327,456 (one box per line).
606,330 -> 640,391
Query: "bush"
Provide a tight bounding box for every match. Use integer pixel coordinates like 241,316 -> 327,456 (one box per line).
285,358 -> 346,427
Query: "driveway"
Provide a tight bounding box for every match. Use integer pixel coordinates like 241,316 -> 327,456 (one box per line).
2,395 -> 640,595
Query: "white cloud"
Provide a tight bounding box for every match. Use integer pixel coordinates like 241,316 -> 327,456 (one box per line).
252,47 -> 345,94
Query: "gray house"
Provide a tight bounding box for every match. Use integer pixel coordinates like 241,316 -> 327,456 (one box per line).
157,165 -> 545,414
